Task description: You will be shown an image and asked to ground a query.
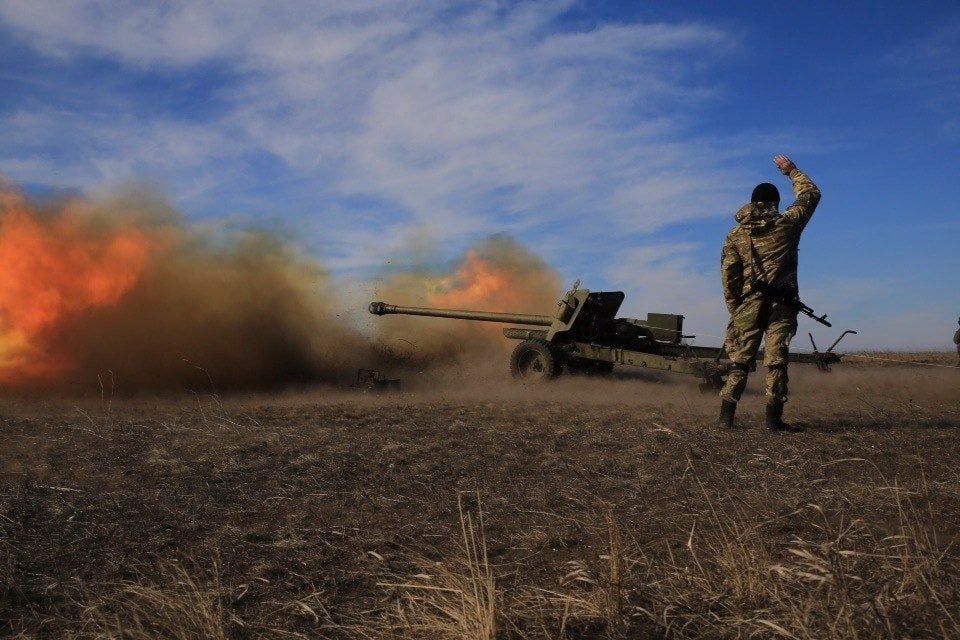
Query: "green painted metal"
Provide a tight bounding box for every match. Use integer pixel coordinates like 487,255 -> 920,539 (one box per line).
368,301 -> 551,326
369,281 -> 849,387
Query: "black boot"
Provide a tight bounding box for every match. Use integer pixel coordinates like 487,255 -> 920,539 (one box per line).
718,400 -> 736,429
765,402 -> 803,433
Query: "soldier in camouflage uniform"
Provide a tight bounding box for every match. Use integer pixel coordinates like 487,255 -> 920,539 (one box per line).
717,155 -> 821,431
954,318 -> 960,367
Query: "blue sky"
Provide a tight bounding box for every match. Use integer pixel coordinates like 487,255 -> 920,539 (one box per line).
0,1 -> 957,349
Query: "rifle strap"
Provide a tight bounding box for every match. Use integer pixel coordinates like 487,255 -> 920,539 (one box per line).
745,235 -> 773,296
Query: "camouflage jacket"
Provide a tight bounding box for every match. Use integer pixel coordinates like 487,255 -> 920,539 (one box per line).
720,169 -> 821,314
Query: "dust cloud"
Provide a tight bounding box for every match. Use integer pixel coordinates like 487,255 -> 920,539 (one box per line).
369,235 -> 562,370
1,183 -> 373,393
1,179 -> 568,395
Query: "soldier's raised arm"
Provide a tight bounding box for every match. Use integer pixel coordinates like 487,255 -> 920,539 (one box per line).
775,154 -> 821,230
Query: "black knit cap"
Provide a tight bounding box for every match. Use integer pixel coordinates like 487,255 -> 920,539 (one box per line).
751,182 -> 780,204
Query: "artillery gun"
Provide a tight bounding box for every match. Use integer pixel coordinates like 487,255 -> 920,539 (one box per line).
368,281 -> 854,389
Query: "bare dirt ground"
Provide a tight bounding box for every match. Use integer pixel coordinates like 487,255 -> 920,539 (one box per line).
2,356 -> 960,639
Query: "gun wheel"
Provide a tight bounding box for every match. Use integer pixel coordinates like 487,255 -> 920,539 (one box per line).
510,339 -> 561,380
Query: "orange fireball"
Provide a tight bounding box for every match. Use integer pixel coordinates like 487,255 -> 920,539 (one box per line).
0,180 -> 151,384
428,249 -> 518,310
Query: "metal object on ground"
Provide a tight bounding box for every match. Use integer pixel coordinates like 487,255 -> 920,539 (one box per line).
356,368 -> 400,392
369,281 -> 855,390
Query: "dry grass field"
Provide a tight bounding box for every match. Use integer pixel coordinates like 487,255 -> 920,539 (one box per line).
2,357 -> 959,639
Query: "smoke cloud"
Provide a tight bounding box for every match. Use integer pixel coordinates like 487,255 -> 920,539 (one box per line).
370,235 -> 562,367
0,178 -> 566,394
1,181 -> 373,393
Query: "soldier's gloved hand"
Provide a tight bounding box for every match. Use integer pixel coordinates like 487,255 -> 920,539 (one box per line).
773,154 -> 796,175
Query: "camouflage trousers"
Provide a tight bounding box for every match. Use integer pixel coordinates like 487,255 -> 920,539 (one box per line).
720,298 -> 798,404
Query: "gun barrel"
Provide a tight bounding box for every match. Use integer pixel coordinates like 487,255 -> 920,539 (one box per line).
368,301 -> 553,326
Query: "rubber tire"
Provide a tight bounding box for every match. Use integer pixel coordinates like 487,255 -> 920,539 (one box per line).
509,339 -> 562,380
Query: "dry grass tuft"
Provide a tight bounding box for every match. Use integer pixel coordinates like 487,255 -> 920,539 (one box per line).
509,506 -> 630,639
363,492 -> 496,640
631,462 -> 960,640
77,561 -> 228,640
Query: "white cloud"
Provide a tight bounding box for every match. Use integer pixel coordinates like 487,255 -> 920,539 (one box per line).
0,1 -> 753,276
604,242 -> 728,345
4,5 -> 949,351
0,106 -> 243,196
